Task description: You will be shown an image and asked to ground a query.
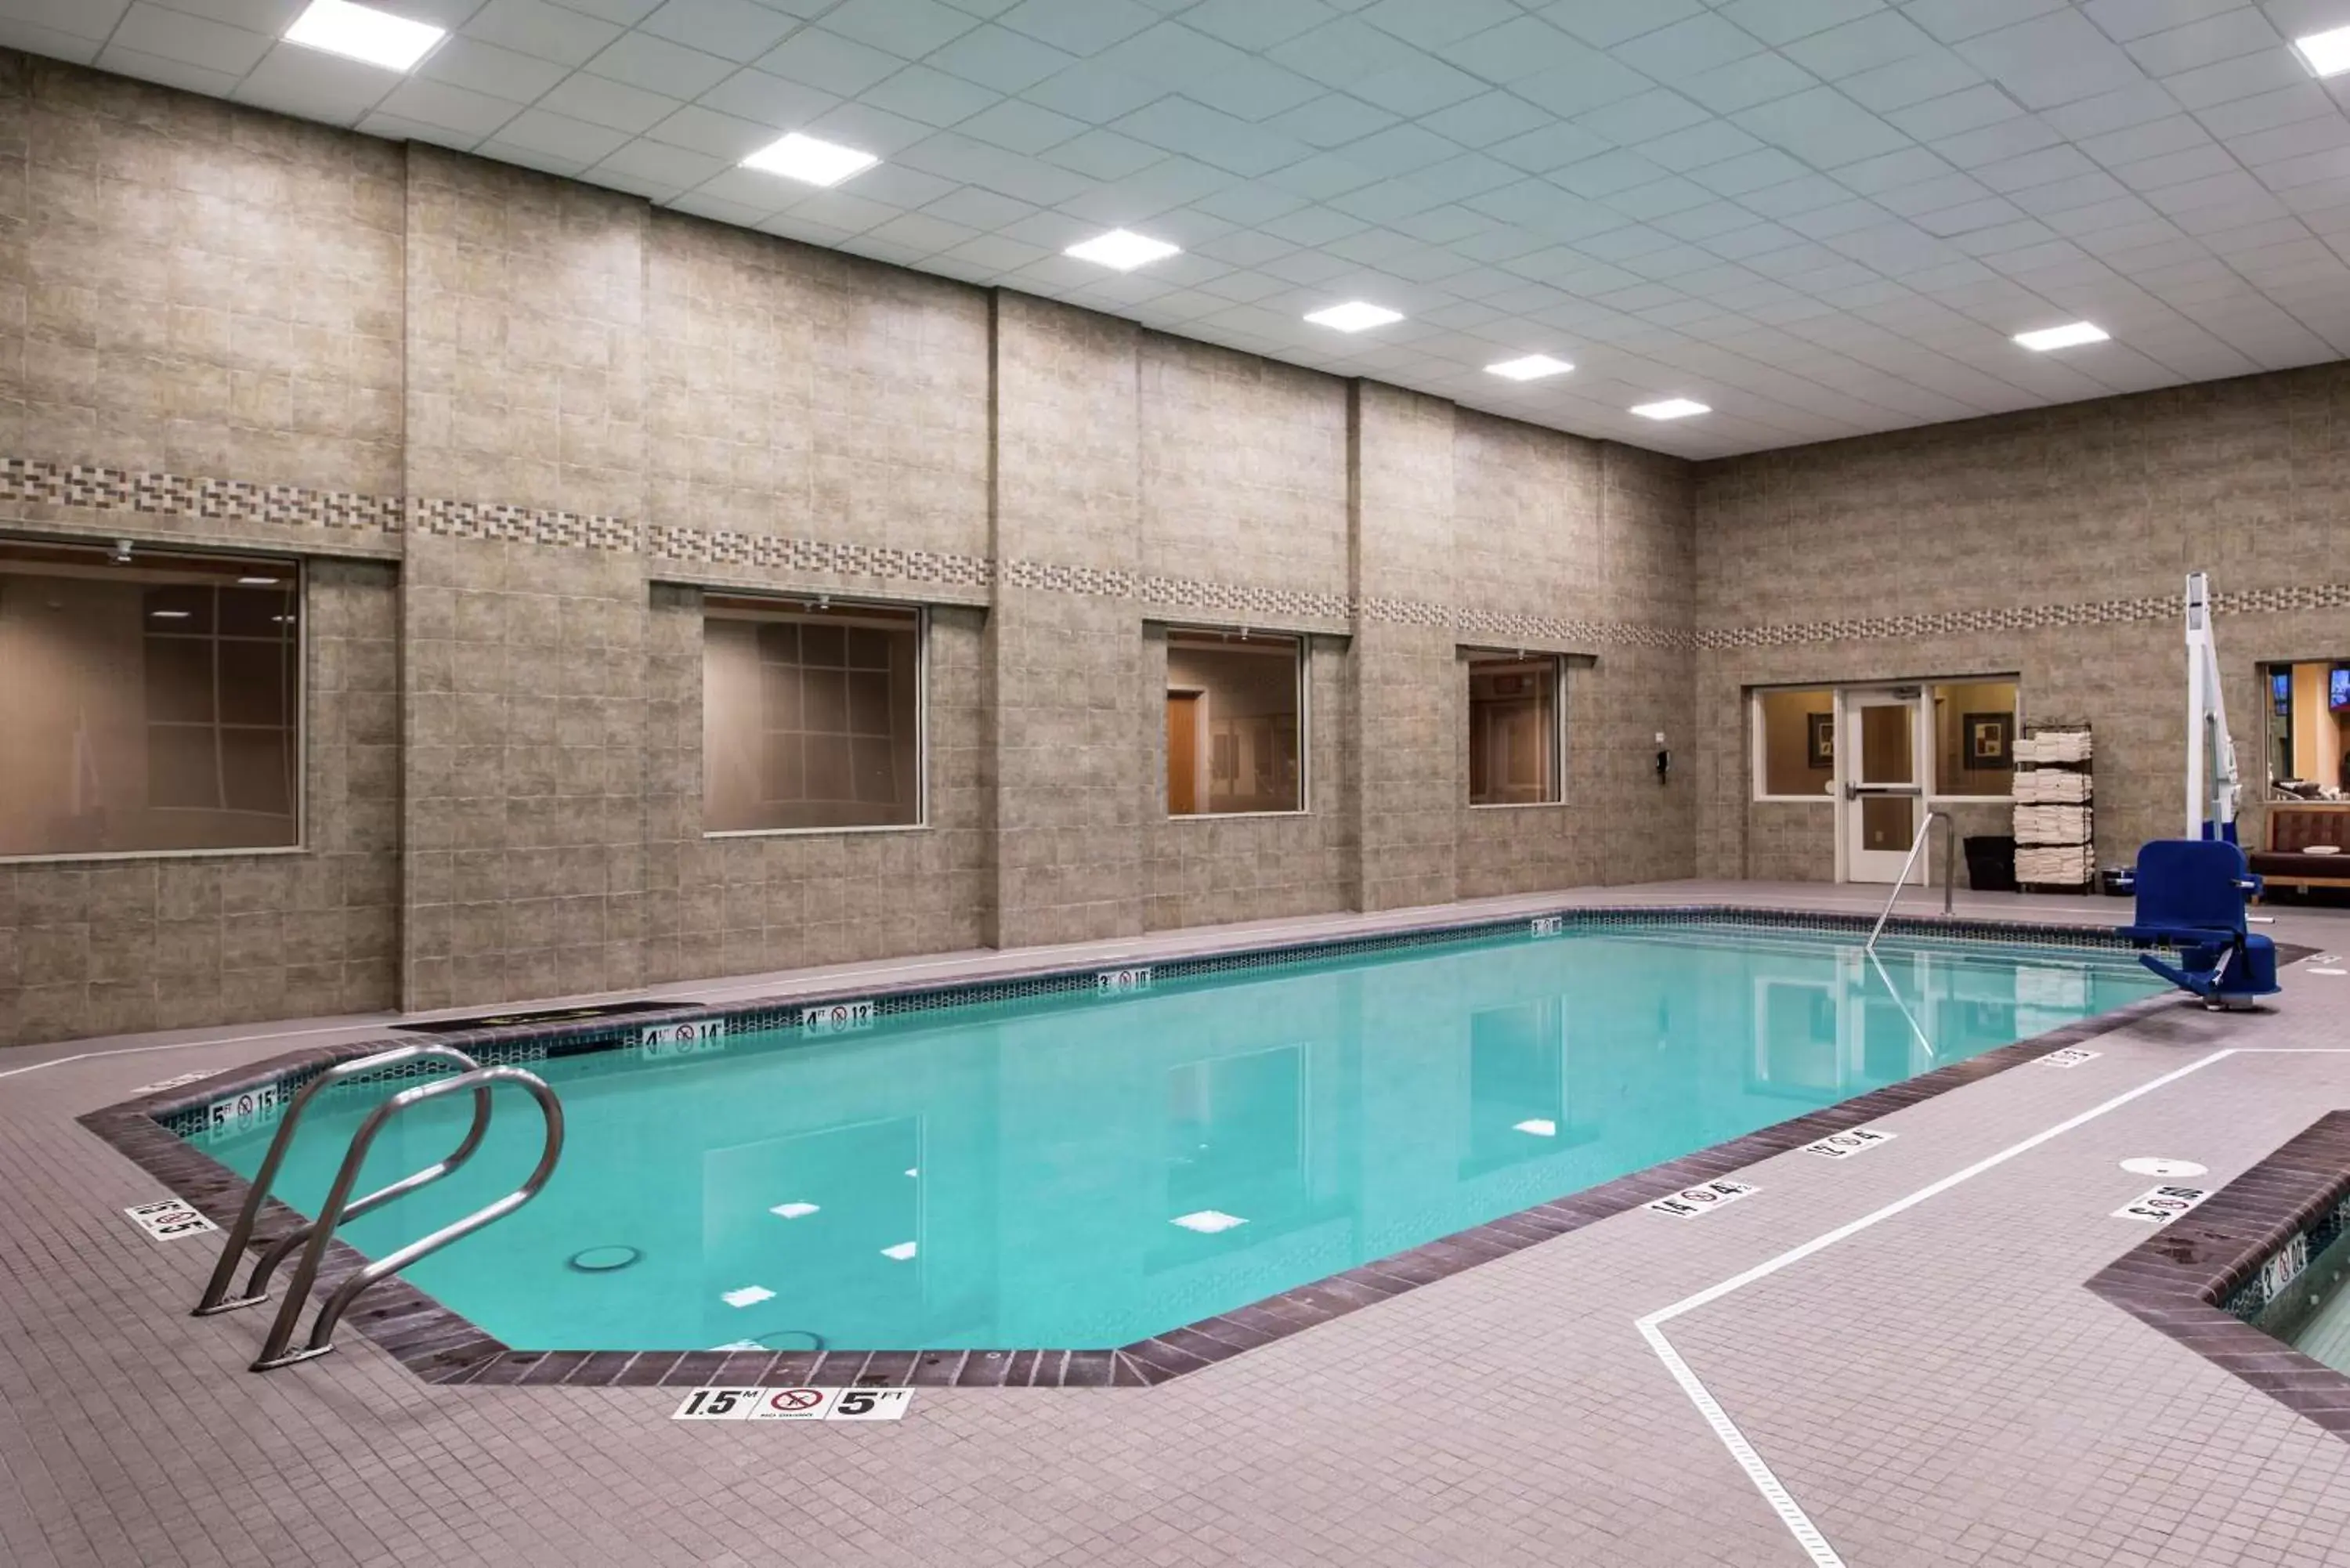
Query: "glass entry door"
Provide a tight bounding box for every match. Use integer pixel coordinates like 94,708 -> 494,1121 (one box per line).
1841,687 -> 1926,883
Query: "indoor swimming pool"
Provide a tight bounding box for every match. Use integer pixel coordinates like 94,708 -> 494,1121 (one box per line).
198,922 -> 2165,1353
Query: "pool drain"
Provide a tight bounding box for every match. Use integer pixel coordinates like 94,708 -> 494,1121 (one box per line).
757,1328 -> 827,1352
567,1245 -> 643,1273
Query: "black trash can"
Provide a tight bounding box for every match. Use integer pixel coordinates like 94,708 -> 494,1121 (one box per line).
1964,834 -> 2018,892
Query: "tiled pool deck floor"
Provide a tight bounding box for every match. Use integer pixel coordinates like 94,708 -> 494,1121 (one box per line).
6,880 -> 2350,1568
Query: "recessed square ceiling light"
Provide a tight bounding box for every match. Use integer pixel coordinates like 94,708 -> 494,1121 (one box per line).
1065,229 -> 1180,271
741,132 -> 879,187
284,0 -> 446,71
1631,398 -> 1709,420
1487,354 -> 1573,381
237,575 -> 280,586
1304,302 -> 1402,333
2013,321 -> 2110,352
2294,24 -> 2350,77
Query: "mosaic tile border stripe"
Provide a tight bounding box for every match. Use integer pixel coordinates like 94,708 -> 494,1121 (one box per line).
1696,583 -> 2350,650
86,905 -> 2195,1394
2086,1111 -> 2350,1447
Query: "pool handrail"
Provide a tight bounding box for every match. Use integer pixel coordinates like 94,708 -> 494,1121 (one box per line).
251,1064 -> 565,1371
1866,809 -> 1956,950
193,1043 -> 492,1317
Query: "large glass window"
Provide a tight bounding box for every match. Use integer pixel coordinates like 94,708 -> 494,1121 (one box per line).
703,597 -> 924,833
1166,630 -> 1303,816
1467,652 -> 1561,806
1928,679 -> 2019,798
2262,660 -> 2350,798
0,538 -> 300,859
1753,688 -> 1835,800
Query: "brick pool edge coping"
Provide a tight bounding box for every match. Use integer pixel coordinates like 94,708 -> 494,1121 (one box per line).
78,903 -> 2282,1393
2086,1112 -> 2350,1446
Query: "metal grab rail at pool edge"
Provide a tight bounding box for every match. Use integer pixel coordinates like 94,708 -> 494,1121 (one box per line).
1866,809 -> 1956,952
190,1043 -> 566,1372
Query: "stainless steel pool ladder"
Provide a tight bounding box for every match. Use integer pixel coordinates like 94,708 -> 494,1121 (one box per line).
192,1043 -> 565,1372
1866,808 -> 1956,951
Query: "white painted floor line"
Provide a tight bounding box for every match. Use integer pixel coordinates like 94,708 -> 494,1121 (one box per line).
1637,1048 -> 2238,1567
0,1018 -> 400,1082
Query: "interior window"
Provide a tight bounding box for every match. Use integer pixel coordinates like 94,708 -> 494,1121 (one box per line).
704,598 -> 924,833
1753,688 -> 1835,800
0,537 -> 301,858
1166,630 -> 1303,816
1466,652 -> 1561,806
2265,660 -> 2350,800
1928,680 -> 2019,798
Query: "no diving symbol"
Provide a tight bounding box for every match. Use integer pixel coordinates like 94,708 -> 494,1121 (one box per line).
763,1388 -> 827,1418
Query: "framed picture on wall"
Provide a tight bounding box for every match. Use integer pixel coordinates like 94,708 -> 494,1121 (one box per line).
1806,712 -> 1834,769
1964,711 -> 2014,769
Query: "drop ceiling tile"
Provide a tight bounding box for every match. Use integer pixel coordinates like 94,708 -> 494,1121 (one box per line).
1180,0 -> 1336,52
1504,50 -> 1654,120
2124,9 -> 2282,78
996,0 -> 1157,57
1780,10 -> 1941,79
112,2 -> 272,75
862,63 -> 1002,127
1734,86 -> 1912,166
233,41 -> 400,124
0,0 -> 128,41
833,157 -> 959,207
2155,49 -> 2307,111
2195,83 -> 2340,140
595,137 -> 728,188
374,77 -> 523,138
584,33 -> 736,99
1348,56 -> 1488,117
1687,146 -> 1817,197
538,73 -> 686,135
924,23 -> 1072,93
126,0 -> 305,24
1677,51 -> 1820,115
651,102 -> 786,160
2110,142 -> 2237,190
462,0 -> 624,69
415,37 -> 571,103
1358,0 -> 1520,51
98,43 -> 243,96
1837,46 -> 1983,111
759,29 -> 909,95
1434,15 -> 1607,85
694,67 -> 839,129
822,0 -> 981,58
1932,114 -> 2065,168
492,106 -> 637,164
555,0 -> 663,21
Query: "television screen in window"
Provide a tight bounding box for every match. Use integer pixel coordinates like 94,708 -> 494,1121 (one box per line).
2333,667 -> 2350,712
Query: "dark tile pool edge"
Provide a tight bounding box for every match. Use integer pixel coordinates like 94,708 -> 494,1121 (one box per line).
2085,1112 -> 2350,1443
81,912 -> 2217,1393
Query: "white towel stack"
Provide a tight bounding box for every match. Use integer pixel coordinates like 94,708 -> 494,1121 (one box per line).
2014,729 -> 2093,764
2016,844 -> 2094,885
2015,804 -> 2092,844
2015,768 -> 2092,803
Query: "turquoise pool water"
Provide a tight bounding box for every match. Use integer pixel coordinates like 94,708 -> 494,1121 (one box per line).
203,924 -> 2162,1351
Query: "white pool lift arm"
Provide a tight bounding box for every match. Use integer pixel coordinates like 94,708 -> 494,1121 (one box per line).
2183,572 -> 2240,843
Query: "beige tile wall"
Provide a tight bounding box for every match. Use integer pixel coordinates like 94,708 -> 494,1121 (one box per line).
1694,367 -> 2350,882
29,50 -> 2345,1046
0,558 -> 400,1043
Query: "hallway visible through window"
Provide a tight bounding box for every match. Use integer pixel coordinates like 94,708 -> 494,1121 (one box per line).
1166,630 -> 1303,816
0,537 -> 301,859
1466,652 -> 1561,806
704,597 -> 924,833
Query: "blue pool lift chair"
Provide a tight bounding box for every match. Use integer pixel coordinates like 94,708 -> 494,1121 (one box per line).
2117,839 -> 2280,1008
